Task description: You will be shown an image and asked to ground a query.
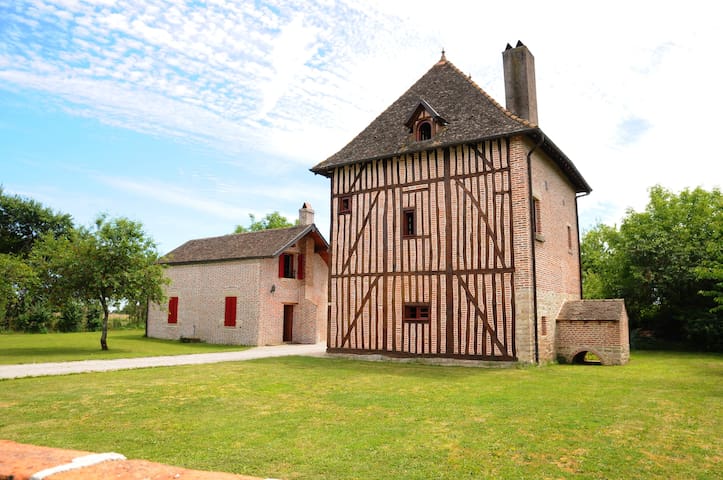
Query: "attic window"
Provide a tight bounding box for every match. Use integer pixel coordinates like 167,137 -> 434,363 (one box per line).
417,121 -> 432,141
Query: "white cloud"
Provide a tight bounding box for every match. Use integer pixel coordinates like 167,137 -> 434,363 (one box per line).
1,0 -> 721,236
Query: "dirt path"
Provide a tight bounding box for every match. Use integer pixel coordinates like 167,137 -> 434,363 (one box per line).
0,342 -> 327,380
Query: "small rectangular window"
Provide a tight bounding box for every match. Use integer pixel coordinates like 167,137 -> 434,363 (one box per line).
567,225 -> 573,250
339,196 -> 351,214
224,296 -> 237,327
167,296 -> 178,324
541,315 -> 548,336
278,254 -> 295,278
533,198 -> 542,234
403,303 -> 430,322
402,208 -> 416,237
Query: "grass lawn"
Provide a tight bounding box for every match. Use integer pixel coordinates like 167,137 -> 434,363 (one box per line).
0,351 -> 720,479
0,329 -> 249,364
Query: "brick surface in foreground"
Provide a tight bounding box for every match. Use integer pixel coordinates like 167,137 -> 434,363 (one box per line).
0,440 -> 275,480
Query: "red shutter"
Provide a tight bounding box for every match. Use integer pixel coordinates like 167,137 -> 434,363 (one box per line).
278,254 -> 285,278
224,296 -> 237,327
297,254 -> 305,280
167,297 -> 178,324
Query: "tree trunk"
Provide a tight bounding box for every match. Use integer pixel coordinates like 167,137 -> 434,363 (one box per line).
100,297 -> 109,351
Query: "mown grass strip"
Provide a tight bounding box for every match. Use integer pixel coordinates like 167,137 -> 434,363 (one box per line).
0,351 -> 720,479
0,329 -> 249,364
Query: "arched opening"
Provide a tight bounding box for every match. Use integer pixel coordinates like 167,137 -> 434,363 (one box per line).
418,121 -> 432,140
572,350 -> 602,365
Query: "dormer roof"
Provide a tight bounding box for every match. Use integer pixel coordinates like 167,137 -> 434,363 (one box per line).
404,99 -> 447,131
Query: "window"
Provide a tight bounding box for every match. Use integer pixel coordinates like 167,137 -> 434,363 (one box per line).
403,208 -> 416,237
404,303 -> 430,322
167,296 -> 178,324
533,197 -> 542,235
224,296 -> 237,327
339,196 -> 351,214
541,315 -> 548,336
567,225 -> 573,250
278,253 -> 295,278
417,121 -> 432,141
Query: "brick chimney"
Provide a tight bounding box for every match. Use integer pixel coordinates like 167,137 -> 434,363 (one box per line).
502,41 -> 538,124
299,202 -> 314,226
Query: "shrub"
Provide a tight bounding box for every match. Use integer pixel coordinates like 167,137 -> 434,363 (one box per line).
17,303 -> 52,333
684,314 -> 723,352
57,301 -> 83,332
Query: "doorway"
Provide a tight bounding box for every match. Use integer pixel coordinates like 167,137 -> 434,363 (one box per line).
283,305 -> 294,342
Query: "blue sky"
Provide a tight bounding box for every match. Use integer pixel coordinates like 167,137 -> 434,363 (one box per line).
1,0 -> 721,254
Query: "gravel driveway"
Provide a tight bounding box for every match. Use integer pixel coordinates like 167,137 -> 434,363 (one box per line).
0,342 -> 327,380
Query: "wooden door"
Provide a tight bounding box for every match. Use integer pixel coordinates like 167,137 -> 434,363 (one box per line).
283,305 -> 294,342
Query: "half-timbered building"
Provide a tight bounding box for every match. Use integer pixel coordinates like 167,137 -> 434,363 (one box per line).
312,42 -> 611,363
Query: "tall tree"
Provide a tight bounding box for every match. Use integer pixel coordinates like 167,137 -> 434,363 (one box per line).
581,186 -> 722,349
0,187 -> 73,255
234,211 -> 296,233
33,215 -> 167,349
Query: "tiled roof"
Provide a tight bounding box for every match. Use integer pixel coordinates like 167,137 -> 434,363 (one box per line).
311,56 -> 591,194
161,225 -> 329,265
557,299 -> 627,322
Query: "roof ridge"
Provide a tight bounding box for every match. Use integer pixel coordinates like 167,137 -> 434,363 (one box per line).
184,224 -> 306,244
440,59 -> 537,129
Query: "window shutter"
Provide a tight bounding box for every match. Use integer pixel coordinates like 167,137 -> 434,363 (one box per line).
224,296 -> 237,327
167,297 -> 178,324
297,254 -> 305,280
278,254 -> 285,278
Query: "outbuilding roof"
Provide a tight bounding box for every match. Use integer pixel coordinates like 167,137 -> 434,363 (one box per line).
311,56 -> 591,194
161,224 -> 329,265
557,299 -> 627,322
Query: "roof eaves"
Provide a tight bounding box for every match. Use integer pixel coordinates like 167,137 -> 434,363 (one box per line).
311,127 -> 535,176
524,129 -> 592,194
161,255 -> 271,266
270,224 -> 315,257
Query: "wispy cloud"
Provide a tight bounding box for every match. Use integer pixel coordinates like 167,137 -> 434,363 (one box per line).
96,175 -> 249,221
0,0 -> 401,162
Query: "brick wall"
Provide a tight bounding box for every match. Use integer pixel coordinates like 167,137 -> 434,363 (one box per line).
257,236 -> 328,345
148,237 -> 328,346
148,260 -> 261,345
510,136 -> 583,363
555,300 -> 630,365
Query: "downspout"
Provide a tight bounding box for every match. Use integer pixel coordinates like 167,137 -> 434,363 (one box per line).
575,191 -> 591,298
527,132 -> 545,364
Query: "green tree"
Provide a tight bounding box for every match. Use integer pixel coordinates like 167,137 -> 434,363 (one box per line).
581,185 -> 722,349
0,187 -> 73,255
0,253 -> 37,330
234,211 -> 296,233
32,215 -> 167,350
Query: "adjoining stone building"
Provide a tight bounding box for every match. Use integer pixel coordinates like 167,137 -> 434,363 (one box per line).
147,203 -> 329,346
311,42 -> 628,364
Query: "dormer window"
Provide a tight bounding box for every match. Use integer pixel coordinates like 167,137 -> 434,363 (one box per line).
405,99 -> 447,143
417,121 -> 432,141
